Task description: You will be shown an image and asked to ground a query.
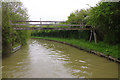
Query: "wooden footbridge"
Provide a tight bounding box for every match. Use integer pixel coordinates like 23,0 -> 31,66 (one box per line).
10,20 -> 97,43
10,21 -> 93,30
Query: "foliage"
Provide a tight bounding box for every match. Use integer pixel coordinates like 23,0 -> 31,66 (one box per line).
31,30 -> 90,40
30,1 -> 119,59
87,2 -> 120,44
67,9 -> 89,25
2,2 -> 29,56
31,9 -> 91,41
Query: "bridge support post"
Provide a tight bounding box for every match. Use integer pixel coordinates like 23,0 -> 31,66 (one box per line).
93,29 -> 97,44
55,22 -> 56,28
40,18 -> 42,27
69,22 -> 71,28
89,30 -> 93,42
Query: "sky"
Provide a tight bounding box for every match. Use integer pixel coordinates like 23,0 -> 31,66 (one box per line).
21,0 -> 101,21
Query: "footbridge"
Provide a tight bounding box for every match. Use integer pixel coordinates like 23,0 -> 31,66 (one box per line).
10,20 -> 97,43
10,20 -> 93,30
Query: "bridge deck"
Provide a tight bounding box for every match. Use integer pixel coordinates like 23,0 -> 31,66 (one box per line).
10,20 -> 92,30
11,24 -> 84,26
10,20 -> 96,43
13,27 -> 93,30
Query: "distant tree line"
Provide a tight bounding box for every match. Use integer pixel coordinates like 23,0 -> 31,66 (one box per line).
2,2 -> 29,57
31,30 -> 89,40
31,1 -> 120,45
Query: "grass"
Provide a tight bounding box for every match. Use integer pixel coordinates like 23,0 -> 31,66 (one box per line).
12,43 -> 21,48
31,36 -> 119,59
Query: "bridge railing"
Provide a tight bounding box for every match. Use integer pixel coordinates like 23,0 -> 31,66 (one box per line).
10,20 -> 92,30
10,20 -> 84,27
10,20 -> 97,43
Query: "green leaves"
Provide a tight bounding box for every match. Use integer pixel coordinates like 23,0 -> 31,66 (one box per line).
67,1 -> 120,44
2,2 -> 29,55
68,9 -> 89,25
87,2 -> 120,44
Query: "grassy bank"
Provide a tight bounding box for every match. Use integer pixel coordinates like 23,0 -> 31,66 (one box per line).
31,36 -> 119,59
12,43 -> 21,48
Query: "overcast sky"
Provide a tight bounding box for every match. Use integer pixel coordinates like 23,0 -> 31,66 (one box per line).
21,0 -> 101,21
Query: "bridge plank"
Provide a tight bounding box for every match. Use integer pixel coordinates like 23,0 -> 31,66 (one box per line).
11,24 -> 84,27
12,21 -> 66,23
13,27 -> 93,30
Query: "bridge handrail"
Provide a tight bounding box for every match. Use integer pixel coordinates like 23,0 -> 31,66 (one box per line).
11,21 -> 66,23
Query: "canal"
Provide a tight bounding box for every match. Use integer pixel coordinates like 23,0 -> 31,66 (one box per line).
2,39 -> 119,78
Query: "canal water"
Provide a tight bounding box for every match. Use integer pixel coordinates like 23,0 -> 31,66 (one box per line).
2,39 -> 119,78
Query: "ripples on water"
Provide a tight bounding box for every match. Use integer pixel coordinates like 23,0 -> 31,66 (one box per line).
2,39 -> 119,78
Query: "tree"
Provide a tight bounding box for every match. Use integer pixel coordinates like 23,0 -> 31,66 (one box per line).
87,2 -> 120,44
2,2 -> 29,57
67,9 -> 89,25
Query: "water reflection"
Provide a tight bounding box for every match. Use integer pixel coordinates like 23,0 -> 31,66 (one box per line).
2,39 -> 119,78
35,39 -> 118,78
2,44 -> 31,78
